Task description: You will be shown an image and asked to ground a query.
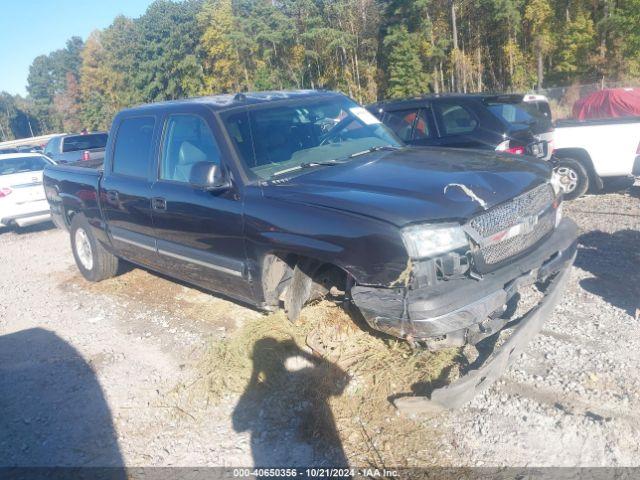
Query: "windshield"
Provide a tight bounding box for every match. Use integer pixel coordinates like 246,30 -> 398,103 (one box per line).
0,155 -> 50,176
223,96 -> 402,179
486,102 -> 553,134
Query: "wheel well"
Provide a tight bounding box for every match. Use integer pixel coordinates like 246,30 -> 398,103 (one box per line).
554,148 -> 603,190
261,252 -> 350,307
64,208 -> 77,228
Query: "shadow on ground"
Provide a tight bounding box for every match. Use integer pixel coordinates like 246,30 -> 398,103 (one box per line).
628,183 -> 640,199
232,338 -> 349,467
576,230 -> 640,316
0,328 -> 124,472
599,176 -> 636,194
0,221 -> 56,236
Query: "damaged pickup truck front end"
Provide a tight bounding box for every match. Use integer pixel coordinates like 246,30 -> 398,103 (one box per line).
351,180 -> 576,412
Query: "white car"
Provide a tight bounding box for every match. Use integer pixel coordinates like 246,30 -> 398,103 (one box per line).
0,153 -> 55,229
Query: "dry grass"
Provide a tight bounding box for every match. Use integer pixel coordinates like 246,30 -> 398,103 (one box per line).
178,300 -> 460,466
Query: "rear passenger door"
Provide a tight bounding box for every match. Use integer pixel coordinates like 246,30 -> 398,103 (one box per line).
382,108 -> 437,146
430,101 -> 486,149
102,115 -> 162,268
149,111 -> 251,301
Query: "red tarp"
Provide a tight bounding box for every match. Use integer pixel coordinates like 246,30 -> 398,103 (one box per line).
573,88 -> 640,120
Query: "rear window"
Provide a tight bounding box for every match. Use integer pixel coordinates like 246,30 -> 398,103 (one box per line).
0,156 -> 49,176
487,102 -> 553,133
62,133 -> 108,152
112,117 -> 156,178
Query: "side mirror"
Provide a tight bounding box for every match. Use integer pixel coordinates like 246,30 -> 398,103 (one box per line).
189,162 -> 229,191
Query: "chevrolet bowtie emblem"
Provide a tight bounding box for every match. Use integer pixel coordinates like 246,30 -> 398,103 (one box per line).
486,215 -> 539,244
520,214 -> 539,234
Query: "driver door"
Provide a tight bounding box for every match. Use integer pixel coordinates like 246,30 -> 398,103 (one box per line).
150,112 -> 251,301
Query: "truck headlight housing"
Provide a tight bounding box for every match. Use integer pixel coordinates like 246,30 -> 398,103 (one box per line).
401,224 -> 469,259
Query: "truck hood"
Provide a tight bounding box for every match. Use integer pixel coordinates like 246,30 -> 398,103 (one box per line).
261,147 -> 551,227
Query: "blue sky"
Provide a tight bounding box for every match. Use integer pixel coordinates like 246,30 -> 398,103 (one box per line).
0,0 -> 156,96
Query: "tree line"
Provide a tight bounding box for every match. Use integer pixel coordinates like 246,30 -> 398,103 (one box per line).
1,0 -> 639,138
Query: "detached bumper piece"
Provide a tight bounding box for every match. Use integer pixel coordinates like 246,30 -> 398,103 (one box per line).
395,260 -> 572,415
351,218 -> 577,413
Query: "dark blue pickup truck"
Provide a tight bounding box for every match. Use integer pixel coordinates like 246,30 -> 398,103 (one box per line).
43,90 -> 576,411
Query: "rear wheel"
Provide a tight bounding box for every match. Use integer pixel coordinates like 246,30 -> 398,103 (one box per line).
554,158 -> 589,200
70,214 -> 118,282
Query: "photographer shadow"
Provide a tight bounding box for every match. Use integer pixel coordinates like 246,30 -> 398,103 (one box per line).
0,328 -> 124,474
232,338 -> 349,467
576,230 -> 640,316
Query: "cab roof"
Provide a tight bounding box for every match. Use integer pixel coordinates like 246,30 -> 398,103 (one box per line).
368,93 -> 527,111
119,90 -> 342,115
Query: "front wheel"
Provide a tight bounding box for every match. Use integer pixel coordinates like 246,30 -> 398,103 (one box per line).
70,214 -> 119,282
554,158 -> 589,200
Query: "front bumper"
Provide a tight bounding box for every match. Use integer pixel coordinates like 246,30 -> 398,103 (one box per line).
0,200 -> 51,228
351,218 -> 577,413
394,256 -> 574,413
352,218 -> 577,343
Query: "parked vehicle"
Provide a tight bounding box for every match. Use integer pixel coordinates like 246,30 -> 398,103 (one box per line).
16,145 -> 41,153
552,116 -> 640,199
43,132 -> 108,164
0,153 -> 55,229
44,90 -> 576,410
519,92 -> 640,199
367,93 -> 554,160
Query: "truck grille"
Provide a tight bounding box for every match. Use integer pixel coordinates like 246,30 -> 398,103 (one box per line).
468,183 -> 556,270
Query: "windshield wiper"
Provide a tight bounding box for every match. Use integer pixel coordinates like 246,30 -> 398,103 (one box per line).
347,144 -> 401,159
271,145 -> 401,177
272,160 -> 339,177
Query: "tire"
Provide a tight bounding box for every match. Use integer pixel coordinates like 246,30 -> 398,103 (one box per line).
70,214 -> 119,282
554,158 -> 589,200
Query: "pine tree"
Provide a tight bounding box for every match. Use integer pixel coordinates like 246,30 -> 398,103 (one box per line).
552,9 -> 596,82
383,26 -> 430,98
525,0 -> 554,89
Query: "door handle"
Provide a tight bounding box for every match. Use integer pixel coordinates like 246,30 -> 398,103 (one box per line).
106,190 -> 119,203
151,197 -> 167,211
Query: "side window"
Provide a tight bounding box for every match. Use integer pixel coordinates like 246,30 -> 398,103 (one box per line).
112,116 -> 156,178
435,103 -> 478,135
160,115 -> 221,183
382,109 -> 418,142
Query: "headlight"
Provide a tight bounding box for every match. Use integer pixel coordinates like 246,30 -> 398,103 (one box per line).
401,224 -> 469,259
550,170 -> 563,196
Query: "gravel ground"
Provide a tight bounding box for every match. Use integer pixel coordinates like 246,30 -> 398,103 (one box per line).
0,180 -> 638,467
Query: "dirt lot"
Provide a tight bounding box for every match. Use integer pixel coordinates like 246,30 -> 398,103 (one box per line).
0,181 -> 639,467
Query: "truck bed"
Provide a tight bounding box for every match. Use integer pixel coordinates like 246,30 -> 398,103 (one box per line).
43,163 -> 103,231
553,117 -> 640,178
556,116 -> 640,127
